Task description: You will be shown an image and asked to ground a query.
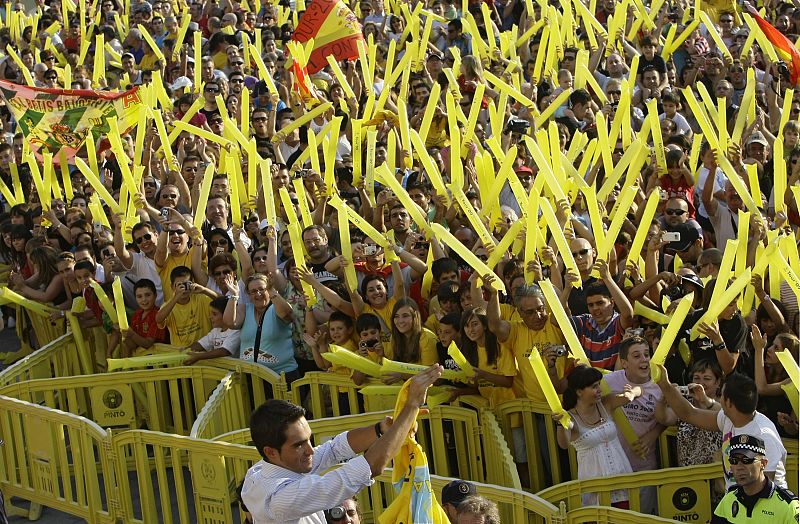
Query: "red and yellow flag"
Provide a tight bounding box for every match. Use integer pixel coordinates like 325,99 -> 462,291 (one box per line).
291,0 -> 364,74
745,6 -> 800,86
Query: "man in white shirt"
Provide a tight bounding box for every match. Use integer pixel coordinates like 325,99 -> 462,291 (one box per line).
654,365 -> 787,490
242,365 -> 443,523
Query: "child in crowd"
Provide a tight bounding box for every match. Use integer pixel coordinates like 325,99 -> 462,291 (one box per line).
156,265 -> 220,347
184,297 -> 241,365
123,278 -> 168,357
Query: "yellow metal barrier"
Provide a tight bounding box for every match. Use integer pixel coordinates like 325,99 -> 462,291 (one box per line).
112,429 -> 259,524
0,367 -> 228,435
566,506 -> 677,523
190,371 -> 248,440
0,395 -> 116,523
290,371 -> 364,419
537,462 -> 722,520
495,399 -> 576,490
785,437 -> 798,494
0,333 -> 86,387
207,356 -> 290,405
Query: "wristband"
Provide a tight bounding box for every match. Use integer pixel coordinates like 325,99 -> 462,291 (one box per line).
712,341 -> 726,351
374,421 -> 383,438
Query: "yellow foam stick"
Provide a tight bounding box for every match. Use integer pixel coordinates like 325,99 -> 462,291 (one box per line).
172,120 -> 231,147
193,163 -> 215,230
524,183 -> 544,283
539,199 -> 581,285
356,39 -> 373,99
539,280 -> 590,365
409,131 -> 449,206
735,214 -> 750,284
285,220 -> 317,307
74,158 -> 123,214
650,293 -> 694,383
376,165 -> 433,236
92,34 -> 105,87
599,377 -> 640,447
90,281 -> 118,324
271,102 -> 332,144
661,23 -> 678,59
532,26 -> 550,82
444,340 -> 476,378
744,14 -> 779,63
106,118 -> 137,198
682,89 -> 718,149
149,108 -> 175,168
381,358 -> 466,381
597,141 -> 644,201
646,99 -> 666,173
260,159 -> 278,226
690,269 -> 752,340
626,189 -> 660,266
486,220 -> 525,271
292,178 -> 313,228
246,139 -> 258,206
665,19 -> 701,57
112,276 -> 128,331
699,12 -> 731,60
431,223 -> 505,293
530,348 -> 571,428
325,55 -> 356,101
522,136 -> 566,202
333,201 -> 358,294
4,46 -> 34,86
774,142 -> 787,215
777,252 -> 800,298
484,71 -> 537,109
358,385 -> 402,396
0,177 -> 17,206
777,350 -> 800,391
396,99 -> 414,170
107,352 -> 189,371
0,288 -> 57,316
333,198 -> 389,248
596,185 -> 637,264
193,31 -> 201,92
534,89 -> 570,127
462,83 -> 486,147
172,15 -> 191,61
323,344 -> 383,377
717,154 -> 759,214
634,301 -> 670,324
450,185 -> 494,248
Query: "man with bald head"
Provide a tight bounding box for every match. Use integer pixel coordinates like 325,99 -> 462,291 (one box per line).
594,52 -> 630,91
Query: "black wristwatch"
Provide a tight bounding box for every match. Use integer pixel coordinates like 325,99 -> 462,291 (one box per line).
374,421 -> 383,438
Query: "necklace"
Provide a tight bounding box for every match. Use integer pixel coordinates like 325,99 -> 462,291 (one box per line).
574,403 -> 605,426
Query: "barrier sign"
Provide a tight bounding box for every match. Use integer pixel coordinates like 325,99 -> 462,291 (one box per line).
90,384 -> 134,427
659,479 -> 712,523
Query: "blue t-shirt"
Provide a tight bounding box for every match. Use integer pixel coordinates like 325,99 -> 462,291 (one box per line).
238,303 -> 297,373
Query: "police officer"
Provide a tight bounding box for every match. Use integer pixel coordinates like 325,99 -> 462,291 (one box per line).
712,434 -> 798,523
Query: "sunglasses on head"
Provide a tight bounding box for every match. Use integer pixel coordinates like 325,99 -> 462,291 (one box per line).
728,456 -> 758,465
134,233 -> 153,244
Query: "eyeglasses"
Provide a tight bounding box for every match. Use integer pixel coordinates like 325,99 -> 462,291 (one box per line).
571,248 -> 590,258
720,18 -> 733,23
213,269 -> 233,277
144,181 -> 157,188
134,233 -> 153,244
184,166 -> 199,172
168,229 -> 185,236
607,89 -> 621,95
665,208 -> 686,216
248,287 -> 268,295
253,255 -> 268,262
45,75 -> 57,80
209,239 -> 228,247
231,61 -> 244,66
728,456 -> 758,465
161,193 -> 178,199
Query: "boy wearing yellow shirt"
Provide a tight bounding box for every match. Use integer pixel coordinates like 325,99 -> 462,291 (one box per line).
156,266 -> 219,347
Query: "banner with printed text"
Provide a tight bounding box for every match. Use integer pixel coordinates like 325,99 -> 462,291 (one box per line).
0,79 -> 143,161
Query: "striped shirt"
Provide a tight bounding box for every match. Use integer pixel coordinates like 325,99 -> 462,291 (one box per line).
569,312 -> 625,370
241,432 -> 374,524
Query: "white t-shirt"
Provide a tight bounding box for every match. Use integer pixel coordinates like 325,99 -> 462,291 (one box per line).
659,112 -> 692,136
196,327 -> 241,355
694,166 -> 727,219
124,252 -> 164,306
717,410 -> 787,489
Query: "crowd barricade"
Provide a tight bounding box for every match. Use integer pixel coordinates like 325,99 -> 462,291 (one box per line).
480,409 -> 523,490
495,399 -> 576,490
564,506 -> 677,523
0,395 -> 117,523
786,437 -> 798,494
290,371 -> 364,419
0,367 -> 228,435
537,462 -> 725,520
0,303 -> 66,365
0,332 -> 87,387
207,357 -> 289,405
112,429 -> 258,524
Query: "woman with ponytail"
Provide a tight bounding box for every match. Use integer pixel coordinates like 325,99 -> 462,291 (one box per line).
553,364 -> 642,507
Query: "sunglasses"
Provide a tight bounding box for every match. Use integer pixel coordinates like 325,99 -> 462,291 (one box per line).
253,117 -> 268,122
231,78 -> 244,83
184,166 -> 199,172
205,87 -> 220,93
213,269 -> 233,277
607,90 -> 622,95
209,239 -> 228,247
563,55 -> 576,61
46,75 -> 57,80
168,229 -> 185,236
144,181 -> 157,188
728,456 -> 758,465
571,248 -> 590,258
640,323 -> 659,330
231,61 -> 244,66
665,209 -> 686,216
134,233 -> 153,244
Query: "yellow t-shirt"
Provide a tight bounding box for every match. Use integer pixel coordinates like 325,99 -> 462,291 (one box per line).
500,303 -> 521,323
159,293 -> 212,347
424,313 -> 440,334
505,321 -> 571,402
140,52 -> 161,71
158,246 -> 204,303
389,328 -> 438,365
476,343 -> 518,407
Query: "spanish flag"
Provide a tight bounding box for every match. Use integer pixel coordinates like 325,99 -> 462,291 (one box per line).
745,4 -> 800,86
378,379 -> 449,524
291,0 -> 364,74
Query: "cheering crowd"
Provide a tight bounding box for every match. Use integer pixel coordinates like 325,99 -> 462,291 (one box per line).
0,0 -> 798,520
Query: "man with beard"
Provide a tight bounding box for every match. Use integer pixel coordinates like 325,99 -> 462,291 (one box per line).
204,195 -> 251,249
112,218 -> 164,305
302,225 -> 337,285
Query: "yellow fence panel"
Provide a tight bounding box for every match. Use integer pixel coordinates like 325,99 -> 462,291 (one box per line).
290,371 -> 364,419
566,506 -> 677,523
481,410 -> 522,490
0,333 -> 85,387
0,395 -> 117,523
112,429 -> 259,524
207,357 -> 290,406
0,367 -> 227,435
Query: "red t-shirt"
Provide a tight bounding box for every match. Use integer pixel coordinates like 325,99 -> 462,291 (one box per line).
131,307 -> 167,343
659,175 -> 696,217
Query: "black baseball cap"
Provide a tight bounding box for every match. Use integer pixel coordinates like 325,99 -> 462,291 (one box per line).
441,480 -> 476,507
